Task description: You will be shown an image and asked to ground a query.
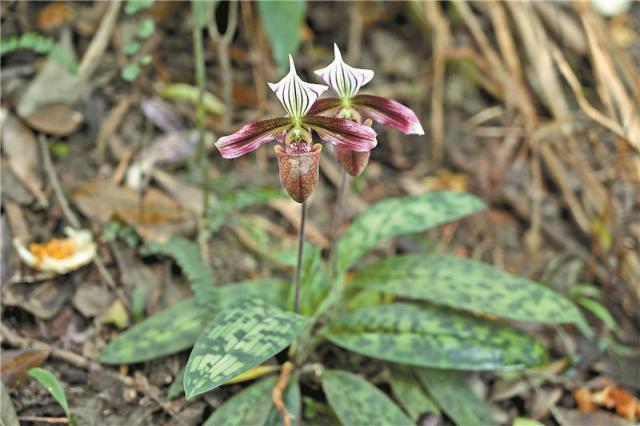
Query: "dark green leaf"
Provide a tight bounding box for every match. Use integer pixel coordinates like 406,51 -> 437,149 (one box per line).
28,368 -> 70,419
257,0 -> 306,72
388,366 -> 439,421
321,370 -> 413,426
184,302 -> 311,398
203,376 -> 277,426
100,279 -> 288,364
352,254 -> 585,325
167,367 -> 185,399
1,382 -> 19,426
289,245 -> 330,317
337,191 -> 485,274
145,237 -> 216,309
100,298 -> 207,364
324,303 -> 547,371
416,368 -> 495,426
576,297 -> 619,330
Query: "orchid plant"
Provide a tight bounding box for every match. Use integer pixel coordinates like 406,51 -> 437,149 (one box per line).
101,45 -> 591,426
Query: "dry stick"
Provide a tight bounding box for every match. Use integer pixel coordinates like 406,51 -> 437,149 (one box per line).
17,417 -> 69,424
207,0 -> 238,130
38,136 -> 124,303
0,324 -> 188,426
272,362 -> 294,426
293,203 -> 306,314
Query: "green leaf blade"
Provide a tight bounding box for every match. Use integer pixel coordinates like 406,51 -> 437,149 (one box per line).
416,368 -> 496,426
324,303 -> 547,371
257,0 -> 306,73
100,298 -> 207,364
337,191 -> 485,274
184,302 -> 311,398
27,368 -> 70,419
389,366 -> 439,421
352,254 -> 585,325
321,370 -> 413,426
203,376 -> 277,426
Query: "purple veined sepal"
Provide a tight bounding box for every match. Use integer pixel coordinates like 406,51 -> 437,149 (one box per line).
302,115 -> 377,152
314,43 -> 374,100
351,95 -> 425,135
268,55 -> 328,120
214,117 -> 291,159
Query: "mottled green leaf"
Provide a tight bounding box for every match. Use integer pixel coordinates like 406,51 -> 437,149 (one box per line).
352,254 -> 585,325
322,370 -> 413,426
184,302 -> 311,398
257,0 -> 306,73
388,366 -> 439,421
416,368 -> 495,426
203,376 -> 277,426
28,368 -> 70,419
100,298 -> 207,364
167,366 -> 185,399
337,191 -> 485,274
145,237 -> 216,309
289,245 -> 330,317
1,382 -> 19,426
324,303 -> 547,371
100,279 -> 288,364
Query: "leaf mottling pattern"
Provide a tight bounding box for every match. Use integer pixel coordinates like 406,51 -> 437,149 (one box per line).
352,254 -> 585,325
337,191 -> 485,274
416,368 -> 496,426
100,279 -> 288,364
322,370 -> 413,426
324,303 -> 547,371
184,302 -> 311,398
203,376 -> 277,426
100,298 -> 206,364
388,366 -> 439,421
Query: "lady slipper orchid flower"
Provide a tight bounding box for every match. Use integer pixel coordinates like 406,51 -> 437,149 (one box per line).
312,44 -> 424,176
215,56 -> 377,203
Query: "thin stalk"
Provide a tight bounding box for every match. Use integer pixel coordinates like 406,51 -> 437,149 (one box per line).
328,168 -> 349,281
293,202 -> 307,314
192,2 -> 209,218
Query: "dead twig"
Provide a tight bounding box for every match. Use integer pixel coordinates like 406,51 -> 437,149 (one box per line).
17,417 -> 69,424
272,362 -> 294,426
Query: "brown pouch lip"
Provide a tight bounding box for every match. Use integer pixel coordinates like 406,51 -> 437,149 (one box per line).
275,143 -> 323,203
335,146 -> 370,177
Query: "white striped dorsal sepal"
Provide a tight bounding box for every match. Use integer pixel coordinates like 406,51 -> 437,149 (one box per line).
314,43 -> 374,101
268,56 -> 328,120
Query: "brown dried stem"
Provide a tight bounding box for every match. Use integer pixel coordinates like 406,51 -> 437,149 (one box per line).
272,361 -> 294,426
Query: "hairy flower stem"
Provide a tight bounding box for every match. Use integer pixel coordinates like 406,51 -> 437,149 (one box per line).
329,168 -> 349,282
192,4 -> 209,219
294,202 -> 307,314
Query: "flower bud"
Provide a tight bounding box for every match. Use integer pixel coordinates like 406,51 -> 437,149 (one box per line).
274,143 -> 323,203
335,146 -> 370,177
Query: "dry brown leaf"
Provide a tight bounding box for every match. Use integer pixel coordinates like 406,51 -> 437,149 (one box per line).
0,349 -> 49,387
1,114 -> 48,207
423,169 -> 469,192
22,103 -> 83,136
575,388 -> 597,413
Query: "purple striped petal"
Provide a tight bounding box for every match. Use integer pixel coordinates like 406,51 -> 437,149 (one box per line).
214,118 -> 291,159
268,56 -> 328,119
352,95 -> 424,135
302,116 -> 377,152
307,97 -> 343,116
314,44 -> 374,100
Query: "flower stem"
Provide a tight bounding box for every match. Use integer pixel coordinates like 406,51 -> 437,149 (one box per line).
192,3 -> 209,219
329,168 -> 349,281
294,202 -> 307,314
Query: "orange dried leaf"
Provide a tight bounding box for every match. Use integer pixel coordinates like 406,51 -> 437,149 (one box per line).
38,3 -> 74,31
575,388 -> 597,413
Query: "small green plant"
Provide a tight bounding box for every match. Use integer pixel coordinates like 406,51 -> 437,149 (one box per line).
28,368 -> 74,424
0,33 -> 78,74
121,0 -> 156,82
